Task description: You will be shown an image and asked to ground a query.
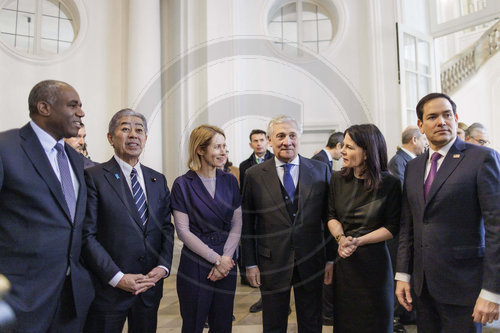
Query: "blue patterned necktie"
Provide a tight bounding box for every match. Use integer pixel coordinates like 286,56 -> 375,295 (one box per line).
282,164 -> 296,203
55,143 -> 76,222
131,168 -> 148,225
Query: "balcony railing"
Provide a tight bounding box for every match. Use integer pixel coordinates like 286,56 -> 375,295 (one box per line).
441,19 -> 500,94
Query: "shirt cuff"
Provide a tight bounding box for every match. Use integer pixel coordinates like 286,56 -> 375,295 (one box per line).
479,289 -> 500,304
246,265 -> 257,269
395,272 -> 411,282
327,261 -> 334,264
157,265 -> 169,278
109,271 -> 124,287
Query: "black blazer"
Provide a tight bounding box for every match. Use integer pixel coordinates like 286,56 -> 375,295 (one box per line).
239,150 -> 274,192
0,123 -> 94,332
82,158 -> 174,311
397,139 -> 500,306
242,156 -> 331,291
388,148 -> 413,187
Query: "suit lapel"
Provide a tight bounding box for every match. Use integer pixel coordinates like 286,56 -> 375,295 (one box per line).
102,158 -> 144,230
412,151 -> 427,208
260,159 -> 291,223
19,124 -> 73,224
142,166 -> 159,232
425,140 -> 465,205
296,156 -> 313,224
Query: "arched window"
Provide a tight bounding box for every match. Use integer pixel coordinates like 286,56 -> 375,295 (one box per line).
268,0 -> 335,56
0,0 -> 78,57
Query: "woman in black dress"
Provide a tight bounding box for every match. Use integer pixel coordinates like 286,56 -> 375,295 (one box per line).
327,124 -> 401,332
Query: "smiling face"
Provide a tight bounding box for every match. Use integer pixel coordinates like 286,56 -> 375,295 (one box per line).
107,116 -> 147,166
198,133 -> 227,169
269,121 -> 300,163
417,97 -> 458,151
341,133 -> 366,174
43,85 -> 84,140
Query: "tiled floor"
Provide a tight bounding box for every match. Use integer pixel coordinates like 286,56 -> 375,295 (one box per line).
127,241 -> 500,332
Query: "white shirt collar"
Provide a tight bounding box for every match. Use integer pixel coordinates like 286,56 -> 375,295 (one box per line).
400,147 -> 416,159
274,155 -> 300,167
428,137 -> 457,161
113,155 -> 142,176
30,120 -> 65,152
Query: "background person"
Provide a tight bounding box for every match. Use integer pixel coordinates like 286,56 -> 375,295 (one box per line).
64,122 -> 98,168
171,125 -> 242,332
465,122 -> 490,147
327,124 -> 401,333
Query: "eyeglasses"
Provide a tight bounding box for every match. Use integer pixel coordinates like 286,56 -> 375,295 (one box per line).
470,136 -> 490,146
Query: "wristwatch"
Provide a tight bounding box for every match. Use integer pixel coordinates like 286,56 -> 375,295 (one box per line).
215,256 -> 222,266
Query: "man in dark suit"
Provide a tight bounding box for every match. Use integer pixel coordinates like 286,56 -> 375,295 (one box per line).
311,131 -> 343,169
388,126 -> 427,186
242,115 -> 331,332
64,122 -> 98,169
82,109 -> 175,333
0,80 -> 94,332
239,129 -> 274,190
396,93 -> 500,332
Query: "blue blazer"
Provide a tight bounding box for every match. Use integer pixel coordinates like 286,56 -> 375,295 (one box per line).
388,148 -> 413,187
0,123 -> 94,332
311,149 -> 331,166
397,138 -> 500,306
82,158 -> 174,311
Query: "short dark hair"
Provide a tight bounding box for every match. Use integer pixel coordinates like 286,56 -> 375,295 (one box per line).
249,129 -> 266,141
416,92 -> 456,121
340,124 -> 388,192
28,80 -> 69,115
326,132 -> 344,148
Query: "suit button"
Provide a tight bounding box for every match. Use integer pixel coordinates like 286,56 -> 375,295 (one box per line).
138,256 -> 145,262
285,196 -> 289,200
292,213 -> 296,217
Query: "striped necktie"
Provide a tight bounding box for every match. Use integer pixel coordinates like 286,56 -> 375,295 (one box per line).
131,168 -> 148,225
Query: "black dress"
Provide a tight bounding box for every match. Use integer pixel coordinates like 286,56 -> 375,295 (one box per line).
328,171 -> 401,333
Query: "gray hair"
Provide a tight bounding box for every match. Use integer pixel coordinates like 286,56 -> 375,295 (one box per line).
108,108 -> 148,135
466,122 -> 487,138
267,115 -> 302,138
28,80 -> 70,115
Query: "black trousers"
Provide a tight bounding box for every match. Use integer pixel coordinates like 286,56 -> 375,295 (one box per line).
415,279 -> 482,333
261,266 -> 322,333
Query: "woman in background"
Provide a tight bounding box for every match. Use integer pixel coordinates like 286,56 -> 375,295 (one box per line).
171,125 -> 241,333
327,124 -> 401,332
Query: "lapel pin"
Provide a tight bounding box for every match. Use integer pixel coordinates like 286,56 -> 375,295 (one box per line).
115,173 -> 120,179
453,154 -> 460,159
152,177 -> 157,182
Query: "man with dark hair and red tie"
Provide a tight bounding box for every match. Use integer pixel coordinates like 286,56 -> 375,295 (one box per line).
396,93 -> 500,333
0,80 -> 94,332
82,108 -> 174,333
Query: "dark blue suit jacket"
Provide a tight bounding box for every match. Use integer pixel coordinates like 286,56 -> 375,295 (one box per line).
388,148 -> 413,187
239,150 -> 274,193
82,158 -> 174,311
397,138 -> 500,306
0,123 -> 94,332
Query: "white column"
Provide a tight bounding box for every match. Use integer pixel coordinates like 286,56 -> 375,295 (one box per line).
127,0 -> 163,171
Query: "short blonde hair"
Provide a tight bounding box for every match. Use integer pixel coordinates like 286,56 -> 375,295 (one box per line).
188,124 -> 225,171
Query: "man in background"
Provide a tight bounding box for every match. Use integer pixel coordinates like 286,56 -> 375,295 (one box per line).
465,122 -> 490,147
388,126 -> 428,186
65,122 -> 98,168
311,131 -> 343,169
0,80 -> 94,332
